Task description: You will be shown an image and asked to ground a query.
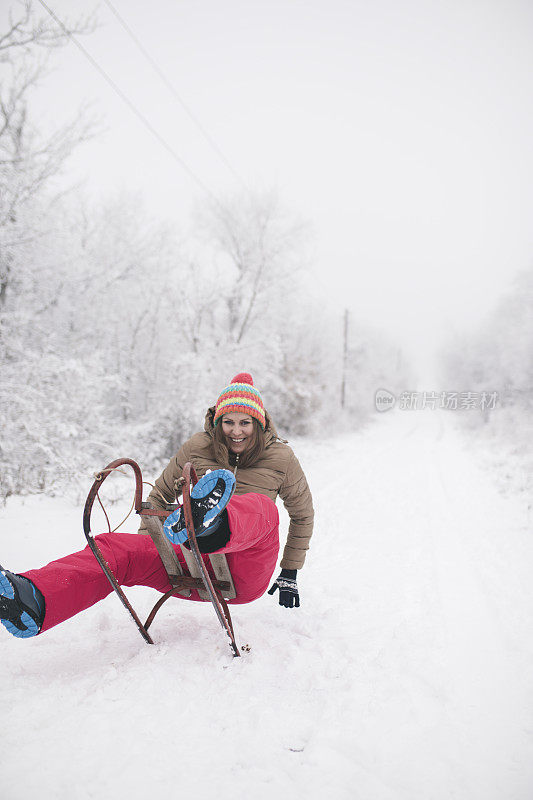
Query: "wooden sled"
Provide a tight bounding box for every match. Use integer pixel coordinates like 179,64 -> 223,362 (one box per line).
83,458 -> 241,656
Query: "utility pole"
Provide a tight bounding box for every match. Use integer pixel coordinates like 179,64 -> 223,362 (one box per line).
341,308 -> 349,408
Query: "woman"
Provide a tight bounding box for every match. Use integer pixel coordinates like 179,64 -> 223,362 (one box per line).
0,373 -> 314,639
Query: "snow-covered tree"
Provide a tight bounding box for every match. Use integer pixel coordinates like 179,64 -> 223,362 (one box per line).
0,1 -> 96,313
440,265 -> 533,494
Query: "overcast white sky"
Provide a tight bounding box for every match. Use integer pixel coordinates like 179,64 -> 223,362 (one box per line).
15,0 -> 533,379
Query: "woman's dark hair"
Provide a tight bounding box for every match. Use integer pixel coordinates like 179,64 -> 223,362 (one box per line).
213,416 -> 265,468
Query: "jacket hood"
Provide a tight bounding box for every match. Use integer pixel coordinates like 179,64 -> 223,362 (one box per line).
204,405 -> 280,447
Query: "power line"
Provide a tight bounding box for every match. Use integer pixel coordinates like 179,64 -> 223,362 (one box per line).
36,0 -> 224,208
103,0 -> 248,191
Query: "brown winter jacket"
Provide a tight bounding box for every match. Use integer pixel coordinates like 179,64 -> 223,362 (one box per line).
138,407 -> 314,570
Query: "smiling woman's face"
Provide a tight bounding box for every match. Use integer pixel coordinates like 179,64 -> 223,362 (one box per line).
220,412 -> 254,454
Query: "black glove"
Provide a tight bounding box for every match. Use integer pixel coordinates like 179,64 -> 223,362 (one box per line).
268,568 -> 300,608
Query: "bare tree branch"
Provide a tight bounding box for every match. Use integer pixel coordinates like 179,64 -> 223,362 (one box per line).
0,1 -> 97,58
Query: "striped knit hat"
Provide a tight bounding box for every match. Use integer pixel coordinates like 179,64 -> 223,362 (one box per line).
214,373 -> 266,430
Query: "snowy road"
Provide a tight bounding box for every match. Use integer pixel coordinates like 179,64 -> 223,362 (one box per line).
1,412 -> 533,799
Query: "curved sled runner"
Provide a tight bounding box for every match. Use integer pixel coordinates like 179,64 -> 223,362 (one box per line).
83,458 -> 241,657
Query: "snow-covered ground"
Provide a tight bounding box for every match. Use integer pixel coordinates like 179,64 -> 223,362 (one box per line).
1,411 -> 533,800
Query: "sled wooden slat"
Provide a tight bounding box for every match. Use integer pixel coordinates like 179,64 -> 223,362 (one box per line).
178,548 -> 236,601
180,546 -> 209,600
140,502 -> 191,597
207,554 -> 237,600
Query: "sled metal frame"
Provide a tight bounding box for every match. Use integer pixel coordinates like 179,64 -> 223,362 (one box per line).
82,457 -> 240,656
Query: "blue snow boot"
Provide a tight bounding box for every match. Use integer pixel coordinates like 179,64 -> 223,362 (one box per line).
164,469 -> 236,545
0,566 -> 45,638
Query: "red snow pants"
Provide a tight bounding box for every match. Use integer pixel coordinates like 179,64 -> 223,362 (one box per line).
23,493 -> 280,634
